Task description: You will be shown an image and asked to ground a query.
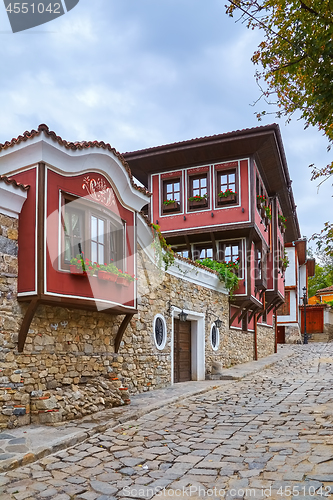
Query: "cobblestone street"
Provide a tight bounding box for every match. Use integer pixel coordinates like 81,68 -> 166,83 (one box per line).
1,344 -> 333,500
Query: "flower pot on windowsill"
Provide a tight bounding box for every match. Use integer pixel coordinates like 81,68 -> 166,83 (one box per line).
162,202 -> 180,213
116,277 -> 130,287
97,271 -> 114,282
217,194 -> 236,205
260,207 -> 266,219
70,265 -> 87,276
189,199 -> 208,209
264,217 -> 271,226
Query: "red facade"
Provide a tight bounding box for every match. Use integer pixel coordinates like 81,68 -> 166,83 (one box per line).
12,165 -> 137,310
124,124 -> 300,331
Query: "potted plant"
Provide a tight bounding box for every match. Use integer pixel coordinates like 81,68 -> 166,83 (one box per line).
257,194 -> 266,211
70,254 -> 87,276
264,205 -> 272,225
96,261 -> 119,282
116,270 -> 136,286
278,214 -> 287,233
162,199 -> 180,213
217,188 -> 237,205
188,193 -> 208,208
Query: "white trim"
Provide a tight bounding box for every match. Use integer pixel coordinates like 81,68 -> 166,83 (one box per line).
210,323 -> 220,351
153,314 -> 167,350
44,166 -> 48,295
167,257 -> 228,293
171,307 -> 205,383
17,291 -> 38,297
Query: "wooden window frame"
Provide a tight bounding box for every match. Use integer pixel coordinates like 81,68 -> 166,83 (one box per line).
220,240 -> 242,277
188,172 -> 209,211
216,168 -> 238,206
162,177 -> 182,214
61,193 -> 125,271
192,245 -> 213,261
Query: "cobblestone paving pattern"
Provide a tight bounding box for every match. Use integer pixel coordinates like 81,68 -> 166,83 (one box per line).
1,344 -> 333,500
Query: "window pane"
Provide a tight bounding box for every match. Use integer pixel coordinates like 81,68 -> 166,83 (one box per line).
167,184 -> 173,193
99,244 -> 104,265
201,178 -> 207,187
207,248 -> 213,258
167,193 -> 174,201
91,216 -> 97,241
193,189 -> 200,196
64,236 -> 71,261
91,241 -> 97,264
221,175 -> 228,185
193,179 -> 199,189
174,182 -> 180,191
98,219 -> 104,244
229,173 -> 235,183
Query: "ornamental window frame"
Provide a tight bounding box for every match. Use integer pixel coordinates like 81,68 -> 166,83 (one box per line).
219,240 -> 242,277
161,177 -> 182,214
215,167 -> 238,206
153,314 -> 167,350
188,172 -> 209,210
210,323 -> 220,351
60,192 -> 125,272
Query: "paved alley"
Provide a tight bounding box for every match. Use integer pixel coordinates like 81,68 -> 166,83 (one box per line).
1,344 -> 333,500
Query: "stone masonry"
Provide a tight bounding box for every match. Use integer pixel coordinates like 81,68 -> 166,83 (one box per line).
0,213 -> 275,429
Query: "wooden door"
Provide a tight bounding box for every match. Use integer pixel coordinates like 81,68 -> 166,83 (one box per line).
277,326 -> 285,344
174,319 -> 191,383
301,308 -> 324,334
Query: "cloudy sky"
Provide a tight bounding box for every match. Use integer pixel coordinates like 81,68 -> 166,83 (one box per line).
0,0 -> 331,246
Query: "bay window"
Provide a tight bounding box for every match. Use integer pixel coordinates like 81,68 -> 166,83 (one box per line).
61,194 -> 124,270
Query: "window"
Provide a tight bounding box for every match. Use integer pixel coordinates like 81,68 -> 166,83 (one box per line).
63,204 -> 84,264
211,324 -> 220,351
219,241 -> 241,276
61,195 -> 124,270
188,174 -> 209,210
192,246 -> 213,261
153,314 -> 167,350
216,169 -> 237,205
162,178 -> 181,213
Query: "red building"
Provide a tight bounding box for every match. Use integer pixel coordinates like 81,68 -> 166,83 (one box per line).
124,124 -> 301,332
0,124 -> 150,352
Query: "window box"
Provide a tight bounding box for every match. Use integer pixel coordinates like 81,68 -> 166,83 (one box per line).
217,193 -> 237,206
162,201 -> 180,213
69,264 -> 87,276
116,276 -> 131,287
189,198 -> 208,209
97,270 -> 118,282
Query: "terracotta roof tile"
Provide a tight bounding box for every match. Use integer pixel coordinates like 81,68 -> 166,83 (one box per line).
316,285 -> 333,294
0,175 -> 29,191
0,124 -> 150,198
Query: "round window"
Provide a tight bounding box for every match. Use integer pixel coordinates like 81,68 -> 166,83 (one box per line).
211,324 -> 220,351
153,314 -> 167,350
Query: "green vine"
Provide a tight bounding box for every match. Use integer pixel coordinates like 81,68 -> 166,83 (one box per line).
197,258 -> 240,294
151,223 -> 175,270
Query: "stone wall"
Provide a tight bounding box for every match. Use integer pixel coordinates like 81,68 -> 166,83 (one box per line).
0,214 -> 275,428
285,324 -> 303,344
